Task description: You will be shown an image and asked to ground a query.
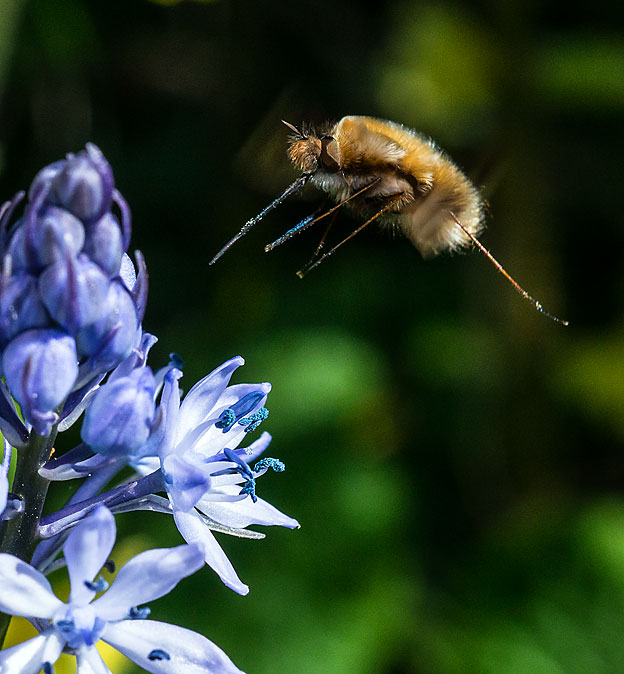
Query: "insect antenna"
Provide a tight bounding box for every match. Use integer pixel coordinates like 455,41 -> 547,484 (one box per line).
209,172 -> 312,265
297,194 -> 402,278
449,211 -> 569,326
281,120 -> 307,139
264,178 -> 381,253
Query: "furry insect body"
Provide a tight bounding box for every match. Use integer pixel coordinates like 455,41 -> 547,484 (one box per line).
210,116 -> 568,325
287,116 -> 484,258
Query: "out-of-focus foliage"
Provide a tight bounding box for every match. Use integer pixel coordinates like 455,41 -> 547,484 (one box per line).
1,1 -> 623,673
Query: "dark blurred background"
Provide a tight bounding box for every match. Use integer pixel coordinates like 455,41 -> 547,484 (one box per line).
2,0 -> 624,672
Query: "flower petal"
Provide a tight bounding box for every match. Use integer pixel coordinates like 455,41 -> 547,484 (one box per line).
76,646 -> 113,674
156,368 -> 182,462
65,505 -> 116,605
198,491 -> 300,530
177,357 -> 244,441
173,508 -> 248,595
239,432 -> 272,463
0,631 -> 64,674
189,383 -> 271,458
92,544 -> 204,621
0,554 -> 62,618
0,473 -> 7,516
102,620 -> 244,674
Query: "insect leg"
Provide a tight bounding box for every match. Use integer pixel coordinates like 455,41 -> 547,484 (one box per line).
297,195 -> 402,278
449,211 -> 569,326
264,178 -> 381,253
209,173 -> 312,265
308,209 -> 339,261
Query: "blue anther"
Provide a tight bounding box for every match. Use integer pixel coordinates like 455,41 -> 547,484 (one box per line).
239,407 -> 269,432
104,559 -> 116,574
84,577 -> 109,593
128,606 -> 151,620
254,457 -> 285,473
148,649 -> 171,661
216,392 -> 266,432
169,352 -> 184,370
43,663 -> 54,674
215,408 -> 236,431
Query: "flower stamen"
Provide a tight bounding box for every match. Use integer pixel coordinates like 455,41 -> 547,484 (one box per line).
239,407 -> 269,433
148,649 -> 171,661
84,576 -> 109,592
128,605 -> 151,620
254,457 -> 285,473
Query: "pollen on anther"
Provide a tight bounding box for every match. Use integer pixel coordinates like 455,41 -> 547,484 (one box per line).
148,648 -> 171,661
84,576 -> 109,592
215,408 -> 236,431
128,606 -> 151,620
254,457 -> 285,473
239,407 -> 269,432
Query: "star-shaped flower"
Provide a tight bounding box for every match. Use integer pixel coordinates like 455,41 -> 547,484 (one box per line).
157,356 -> 299,596
0,506 -> 243,674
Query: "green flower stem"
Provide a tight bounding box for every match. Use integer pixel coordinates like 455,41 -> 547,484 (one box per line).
0,428 -> 56,647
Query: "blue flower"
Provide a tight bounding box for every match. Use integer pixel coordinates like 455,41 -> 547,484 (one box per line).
157,357 -> 299,596
0,506 -> 243,674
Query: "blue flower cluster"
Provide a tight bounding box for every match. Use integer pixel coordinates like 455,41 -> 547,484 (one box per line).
0,144 -> 145,438
0,147 -> 298,674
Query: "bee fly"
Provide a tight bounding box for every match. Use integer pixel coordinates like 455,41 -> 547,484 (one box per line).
210,116 -> 568,326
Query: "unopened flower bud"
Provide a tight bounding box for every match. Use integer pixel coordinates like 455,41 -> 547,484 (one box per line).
75,280 -> 140,369
3,328 -> 78,435
28,161 -> 64,202
83,213 -> 123,277
39,254 -> 110,333
49,144 -> 113,222
8,206 -> 85,272
0,273 -> 49,346
81,367 -> 157,457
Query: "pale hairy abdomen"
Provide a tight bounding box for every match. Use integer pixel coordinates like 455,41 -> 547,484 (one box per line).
311,116 -> 485,258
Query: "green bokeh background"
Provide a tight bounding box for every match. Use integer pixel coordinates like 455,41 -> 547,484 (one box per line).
1,1 -> 624,672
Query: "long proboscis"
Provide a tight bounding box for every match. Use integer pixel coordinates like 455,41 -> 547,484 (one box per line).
449,211 -> 569,326
209,173 -> 312,265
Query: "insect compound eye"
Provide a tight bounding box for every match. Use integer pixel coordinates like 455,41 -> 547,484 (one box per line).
320,136 -> 340,172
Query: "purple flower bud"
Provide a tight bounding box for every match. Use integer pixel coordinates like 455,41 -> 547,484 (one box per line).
0,273 -> 49,346
36,206 -> 85,266
75,280 -> 140,369
8,206 -> 85,272
83,213 -> 123,277
6,218 -> 39,274
3,328 -> 78,435
49,144 -> 113,222
39,254 -> 110,333
81,367 -> 157,457
28,161 -> 64,203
